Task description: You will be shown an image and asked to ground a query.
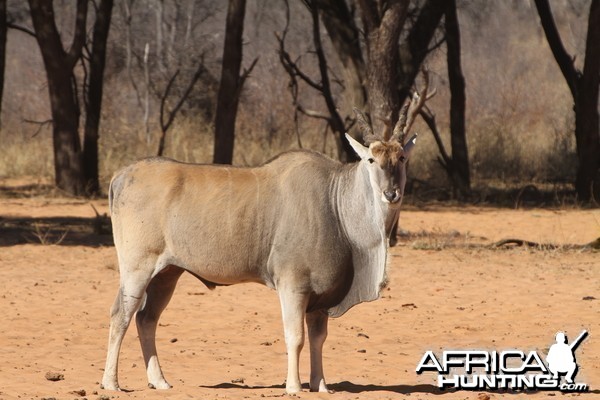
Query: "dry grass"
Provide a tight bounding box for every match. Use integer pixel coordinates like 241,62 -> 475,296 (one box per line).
398,228 -> 482,251
0,130 -> 54,181
396,228 -> 599,253
0,103 -> 580,198
30,222 -> 69,245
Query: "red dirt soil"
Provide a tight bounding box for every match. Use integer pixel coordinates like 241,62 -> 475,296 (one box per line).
0,191 -> 598,400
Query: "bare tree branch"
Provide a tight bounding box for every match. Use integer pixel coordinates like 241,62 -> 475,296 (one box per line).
23,118 -> 53,138
398,0 -> 445,103
7,22 -> 36,37
66,0 -> 89,68
276,34 -> 324,92
533,0 -> 579,98
297,105 -> 331,121
418,107 -> 452,170
277,0 -> 357,161
119,0 -> 144,110
157,61 -> 206,156
309,3 -> 345,134
235,56 -> 259,100
159,69 -> 179,132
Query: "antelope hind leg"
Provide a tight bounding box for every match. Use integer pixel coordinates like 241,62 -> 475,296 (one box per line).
101,271 -> 151,391
136,265 -> 184,389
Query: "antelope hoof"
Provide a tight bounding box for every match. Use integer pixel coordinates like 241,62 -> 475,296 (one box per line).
285,383 -> 302,394
310,380 -> 333,393
311,387 -> 334,394
148,380 -> 172,389
100,381 -> 122,391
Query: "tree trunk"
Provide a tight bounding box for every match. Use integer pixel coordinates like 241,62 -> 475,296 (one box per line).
0,0 -> 7,129
213,0 -> 246,165
445,0 -> 470,197
534,0 -> 600,203
83,0 -> 113,196
50,73 -> 85,196
359,0 -> 409,139
575,0 -> 600,202
29,0 -> 88,196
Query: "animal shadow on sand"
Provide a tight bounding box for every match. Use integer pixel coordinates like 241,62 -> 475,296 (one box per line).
200,381 -> 600,395
0,215 -> 113,247
200,381 -> 451,395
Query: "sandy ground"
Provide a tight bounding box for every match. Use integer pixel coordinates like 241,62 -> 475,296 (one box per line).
0,189 -> 599,400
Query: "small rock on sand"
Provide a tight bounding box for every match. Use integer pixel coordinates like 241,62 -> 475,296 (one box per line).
44,372 -> 64,381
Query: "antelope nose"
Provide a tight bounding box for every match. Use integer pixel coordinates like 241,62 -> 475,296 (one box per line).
384,189 -> 398,203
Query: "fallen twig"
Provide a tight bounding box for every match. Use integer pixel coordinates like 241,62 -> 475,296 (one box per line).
491,237 -> 600,250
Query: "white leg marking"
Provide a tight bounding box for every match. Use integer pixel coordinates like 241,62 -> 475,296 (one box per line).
307,310 -> 332,393
278,287 -> 309,394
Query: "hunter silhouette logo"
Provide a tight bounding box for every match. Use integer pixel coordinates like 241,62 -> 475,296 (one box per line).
546,330 -> 587,384
416,330 -> 589,392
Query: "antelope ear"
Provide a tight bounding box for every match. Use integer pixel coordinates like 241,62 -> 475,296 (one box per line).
403,133 -> 418,158
345,133 -> 369,160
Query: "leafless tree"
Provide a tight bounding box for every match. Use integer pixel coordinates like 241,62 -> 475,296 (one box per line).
157,62 -> 207,156
111,0 -> 220,146
278,0 -> 445,162
534,0 -> 600,203
83,0 -> 114,195
27,0 -> 113,196
29,0 -> 88,195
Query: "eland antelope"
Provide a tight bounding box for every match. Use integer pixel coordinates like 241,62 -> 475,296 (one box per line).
101,98 -> 425,393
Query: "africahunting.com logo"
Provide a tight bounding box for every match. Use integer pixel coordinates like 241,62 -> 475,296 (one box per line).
416,330 -> 589,392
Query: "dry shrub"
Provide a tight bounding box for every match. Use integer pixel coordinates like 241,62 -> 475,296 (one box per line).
0,129 -> 53,180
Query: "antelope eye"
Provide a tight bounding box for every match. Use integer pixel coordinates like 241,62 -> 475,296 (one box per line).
368,158 -> 375,164
399,155 -> 406,163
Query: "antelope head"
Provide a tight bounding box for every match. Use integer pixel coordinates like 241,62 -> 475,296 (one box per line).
346,71 -> 435,207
